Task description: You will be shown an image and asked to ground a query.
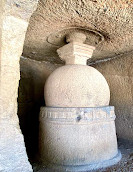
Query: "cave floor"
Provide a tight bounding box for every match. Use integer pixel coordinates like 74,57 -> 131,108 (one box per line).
33,140 -> 133,172
96,141 -> 133,172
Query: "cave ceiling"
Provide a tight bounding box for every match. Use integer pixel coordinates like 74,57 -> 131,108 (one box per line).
23,0 -> 133,64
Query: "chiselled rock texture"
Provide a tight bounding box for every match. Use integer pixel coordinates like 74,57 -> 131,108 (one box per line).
0,0 -> 38,171
0,16 -> 32,172
23,0 -> 133,64
0,124 -> 32,172
92,53 -> 133,141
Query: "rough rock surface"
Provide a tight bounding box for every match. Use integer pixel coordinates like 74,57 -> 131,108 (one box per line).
0,16 -> 32,172
0,0 -> 38,171
92,53 -> 133,140
23,0 -> 133,64
0,123 -> 32,172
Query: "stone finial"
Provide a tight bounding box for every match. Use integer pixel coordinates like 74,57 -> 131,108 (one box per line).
57,32 -> 95,65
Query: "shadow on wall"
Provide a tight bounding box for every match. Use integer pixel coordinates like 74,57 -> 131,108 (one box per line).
17,57 -> 61,160
18,75 -> 44,160
92,53 -> 133,141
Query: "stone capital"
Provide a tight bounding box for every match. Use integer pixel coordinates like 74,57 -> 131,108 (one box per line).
57,42 -> 95,65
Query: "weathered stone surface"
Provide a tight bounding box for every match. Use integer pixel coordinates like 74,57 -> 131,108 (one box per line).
44,65 -> 110,107
57,41 -> 95,65
0,0 -> 39,171
23,0 -> 133,64
0,16 -> 32,171
92,52 -> 133,140
3,0 -> 38,21
39,106 -> 121,171
0,122 -> 32,172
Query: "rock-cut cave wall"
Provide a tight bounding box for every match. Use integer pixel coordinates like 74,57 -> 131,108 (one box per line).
93,52 -> 133,142
18,58 -> 61,159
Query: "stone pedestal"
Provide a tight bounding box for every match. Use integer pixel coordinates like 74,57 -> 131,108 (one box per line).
39,106 -> 121,171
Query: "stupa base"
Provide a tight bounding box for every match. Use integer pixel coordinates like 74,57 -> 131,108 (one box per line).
39,106 -> 121,172
45,150 -> 121,172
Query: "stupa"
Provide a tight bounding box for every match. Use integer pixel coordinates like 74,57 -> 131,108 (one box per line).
39,32 -> 121,171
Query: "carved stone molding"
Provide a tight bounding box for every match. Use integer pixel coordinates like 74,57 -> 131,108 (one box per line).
40,106 -> 115,124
